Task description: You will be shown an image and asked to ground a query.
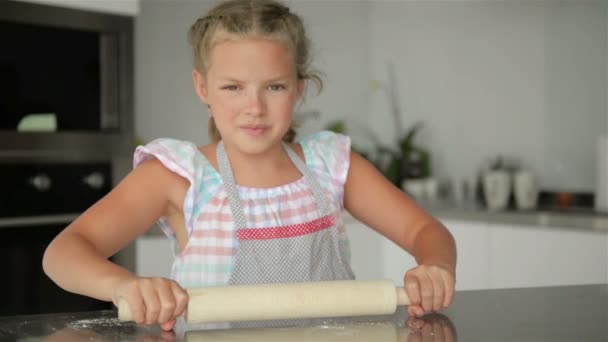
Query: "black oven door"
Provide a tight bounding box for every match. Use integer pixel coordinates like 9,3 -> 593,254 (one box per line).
0,222 -> 112,316
0,162 -> 114,317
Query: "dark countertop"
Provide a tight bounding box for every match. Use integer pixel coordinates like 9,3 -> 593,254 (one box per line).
0,284 -> 606,341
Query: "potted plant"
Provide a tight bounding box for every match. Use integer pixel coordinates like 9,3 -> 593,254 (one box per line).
377,121 -> 430,187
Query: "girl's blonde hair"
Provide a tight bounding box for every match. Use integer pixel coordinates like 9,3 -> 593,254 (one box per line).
188,0 -> 323,143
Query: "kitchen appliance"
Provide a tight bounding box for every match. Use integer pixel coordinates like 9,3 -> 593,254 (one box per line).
0,0 -> 135,317
0,162 -> 114,316
0,0 -> 134,157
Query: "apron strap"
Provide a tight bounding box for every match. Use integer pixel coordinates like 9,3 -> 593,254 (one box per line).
281,142 -> 332,218
216,141 -> 333,230
216,142 -> 249,231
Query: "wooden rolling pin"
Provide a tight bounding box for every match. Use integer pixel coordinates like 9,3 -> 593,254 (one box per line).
118,280 -> 410,323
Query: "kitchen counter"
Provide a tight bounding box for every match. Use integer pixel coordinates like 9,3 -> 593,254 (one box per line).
340,206 -> 608,233
1,284 -> 606,341
431,206 -> 608,232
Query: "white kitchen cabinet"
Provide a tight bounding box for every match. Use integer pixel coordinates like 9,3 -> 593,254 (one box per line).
135,236 -> 174,278
346,218 -> 417,285
347,214 -> 608,291
488,223 -> 607,289
346,220 -> 387,281
347,217 -> 489,291
441,219 -> 490,290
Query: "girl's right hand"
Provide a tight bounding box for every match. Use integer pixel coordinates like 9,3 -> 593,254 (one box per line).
113,277 -> 189,331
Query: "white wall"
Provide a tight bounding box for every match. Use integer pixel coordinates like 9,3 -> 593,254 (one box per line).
17,0 -> 139,16
368,1 -> 606,193
543,1 -> 607,192
285,0 -> 371,139
135,1 -> 212,145
135,0 -> 370,145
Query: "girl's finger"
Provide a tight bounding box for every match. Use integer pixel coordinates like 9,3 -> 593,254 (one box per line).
415,271 -> 433,313
440,270 -> 456,308
430,269 -> 444,311
171,281 -> 189,318
408,304 -> 424,318
126,296 -> 146,325
160,319 -> 175,332
155,280 -> 176,324
140,281 -> 161,325
405,273 -> 422,307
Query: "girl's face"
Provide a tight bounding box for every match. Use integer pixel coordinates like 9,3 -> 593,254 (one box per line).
193,37 -> 304,155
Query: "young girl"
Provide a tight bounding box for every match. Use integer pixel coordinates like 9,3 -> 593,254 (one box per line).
43,0 -> 456,332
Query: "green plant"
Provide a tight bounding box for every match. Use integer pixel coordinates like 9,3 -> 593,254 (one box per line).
375,122 -> 431,186
326,121 -> 346,135
326,120 -> 431,187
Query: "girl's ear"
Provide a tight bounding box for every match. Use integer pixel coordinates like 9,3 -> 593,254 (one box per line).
192,69 -> 209,104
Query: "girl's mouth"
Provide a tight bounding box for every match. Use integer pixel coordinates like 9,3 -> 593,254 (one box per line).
241,125 -> 268,136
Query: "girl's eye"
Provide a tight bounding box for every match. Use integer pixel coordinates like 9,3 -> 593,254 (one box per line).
268,84 -> 286,91
222,85 -> 239,91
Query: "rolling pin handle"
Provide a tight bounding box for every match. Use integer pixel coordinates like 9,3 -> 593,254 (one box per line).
396,287 -> 410,306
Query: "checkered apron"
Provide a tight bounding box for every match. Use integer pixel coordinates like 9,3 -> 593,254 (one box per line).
216,141 -> 354,286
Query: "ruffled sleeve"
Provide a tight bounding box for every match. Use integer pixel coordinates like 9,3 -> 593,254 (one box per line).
133,138 -> 210,239
299,131 -> 351,208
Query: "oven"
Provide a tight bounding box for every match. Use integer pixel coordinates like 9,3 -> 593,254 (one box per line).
0,161 -> 115,316
0,0 -> 135,317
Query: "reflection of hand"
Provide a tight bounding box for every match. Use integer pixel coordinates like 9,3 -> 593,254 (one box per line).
135,330 -> 177,342
406,313 -> 456,342
404,265 -> 455,317
47,326 -> 176,342
46,327 -> 107,342
113,276 -> 189,331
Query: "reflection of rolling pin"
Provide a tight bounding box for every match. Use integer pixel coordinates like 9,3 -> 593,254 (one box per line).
184,323 -> 409,342
118,280 -> 410,323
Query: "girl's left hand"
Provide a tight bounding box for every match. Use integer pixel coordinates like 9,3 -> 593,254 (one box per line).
404,264 -> 455,317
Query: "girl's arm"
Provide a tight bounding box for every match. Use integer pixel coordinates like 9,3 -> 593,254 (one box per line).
42,159 -> 189,329
343,151 -> 456,317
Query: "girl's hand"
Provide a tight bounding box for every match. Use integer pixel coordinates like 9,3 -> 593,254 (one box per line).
113,277 -> 188,331
404,265 -> 455,317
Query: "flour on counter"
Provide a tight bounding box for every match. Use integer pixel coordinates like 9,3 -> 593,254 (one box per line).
67,317 -> 126,329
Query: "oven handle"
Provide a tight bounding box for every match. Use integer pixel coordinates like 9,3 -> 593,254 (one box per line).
0,214 -> 80,228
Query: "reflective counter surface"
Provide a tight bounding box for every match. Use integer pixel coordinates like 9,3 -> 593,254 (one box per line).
0,284 -> 606,341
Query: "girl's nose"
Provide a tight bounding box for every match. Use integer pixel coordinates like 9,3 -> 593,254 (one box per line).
245,90 -> 265,116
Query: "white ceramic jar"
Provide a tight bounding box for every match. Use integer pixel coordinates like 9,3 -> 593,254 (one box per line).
483,170 -> 511,211
513,170 -> 538,210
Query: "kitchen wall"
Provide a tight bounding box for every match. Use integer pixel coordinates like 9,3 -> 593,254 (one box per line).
543,1 -> 606,192
135,0 -> 607,194
135,1 -> 211,145
16,0 -> 139,15
368,0 -> 607,193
